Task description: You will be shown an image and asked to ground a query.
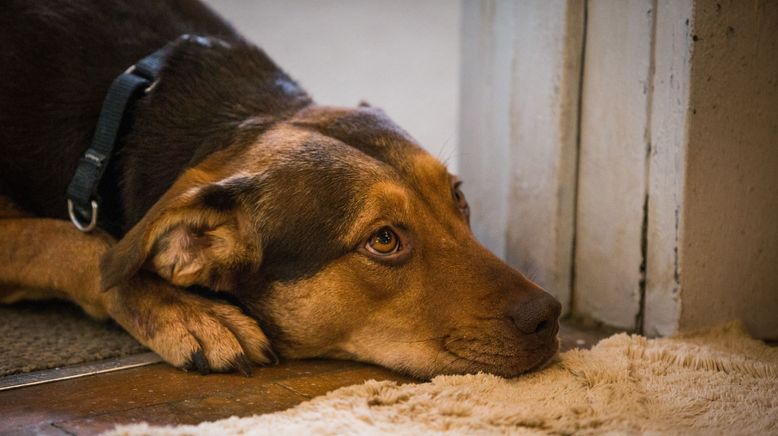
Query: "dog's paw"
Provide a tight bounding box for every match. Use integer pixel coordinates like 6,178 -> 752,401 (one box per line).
105,273 -> 276,375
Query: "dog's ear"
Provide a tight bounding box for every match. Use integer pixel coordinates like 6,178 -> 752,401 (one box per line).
101,175 -> 261,292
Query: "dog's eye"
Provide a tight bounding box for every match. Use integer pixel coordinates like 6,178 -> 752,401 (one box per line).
367,227 -> 400,255
453,182 -> 470,219
453,186 -> 466,207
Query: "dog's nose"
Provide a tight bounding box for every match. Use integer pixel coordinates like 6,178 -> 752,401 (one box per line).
508,292 -> 562,338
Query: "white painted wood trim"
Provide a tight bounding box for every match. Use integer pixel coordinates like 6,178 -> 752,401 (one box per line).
459,0 -> 584,313
573,0 -> 656,329
505,0 -> 584,313
643,0 -> 691,336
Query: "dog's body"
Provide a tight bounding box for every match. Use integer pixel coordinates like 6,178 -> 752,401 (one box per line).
0,0 -> 561,378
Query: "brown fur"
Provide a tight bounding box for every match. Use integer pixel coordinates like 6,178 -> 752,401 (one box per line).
0,0 -> 561,379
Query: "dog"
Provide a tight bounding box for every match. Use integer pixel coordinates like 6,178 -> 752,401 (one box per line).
0,0 -> 561,378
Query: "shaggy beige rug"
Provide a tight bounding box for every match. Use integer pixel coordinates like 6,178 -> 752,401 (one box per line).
108,323 -> 777,435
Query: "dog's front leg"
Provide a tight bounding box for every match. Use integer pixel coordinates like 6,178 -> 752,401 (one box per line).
0,218 -> 274,374
104,271 -> 275,374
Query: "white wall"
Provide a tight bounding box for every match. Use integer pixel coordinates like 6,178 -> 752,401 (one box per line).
202,0 -> 462,171
679,0 -> 778,339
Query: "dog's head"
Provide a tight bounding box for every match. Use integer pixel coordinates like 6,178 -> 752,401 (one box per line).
102,104 -> 560,378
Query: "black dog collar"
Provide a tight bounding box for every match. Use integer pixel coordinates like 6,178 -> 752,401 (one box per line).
66,34 -> 218,232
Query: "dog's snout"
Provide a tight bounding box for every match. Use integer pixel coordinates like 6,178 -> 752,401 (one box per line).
508,292 -> 562,338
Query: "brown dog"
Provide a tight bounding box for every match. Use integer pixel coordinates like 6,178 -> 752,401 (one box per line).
0,0 -> 561,378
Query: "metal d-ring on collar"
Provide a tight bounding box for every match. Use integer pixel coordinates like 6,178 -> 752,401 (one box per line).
66,34 -> 217,232
67,199 -> 99,232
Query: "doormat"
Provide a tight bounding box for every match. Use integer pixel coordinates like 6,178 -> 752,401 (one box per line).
0,301 -> 146,376
108,322 -> 777,435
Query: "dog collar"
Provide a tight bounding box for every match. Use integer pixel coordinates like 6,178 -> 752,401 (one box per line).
66,34 -> 216,232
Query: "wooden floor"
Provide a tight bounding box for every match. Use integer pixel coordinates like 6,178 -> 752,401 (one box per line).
1,322 -> 609,435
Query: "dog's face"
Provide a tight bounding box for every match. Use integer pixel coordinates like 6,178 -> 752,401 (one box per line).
103,105 -> 561,378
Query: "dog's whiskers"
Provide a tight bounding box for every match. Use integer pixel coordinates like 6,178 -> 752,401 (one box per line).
443,353 -> 466,372
427,334 -> 462,373
386,335 -> 447,344
435,133 -> 456,169
443,336 -> 465,348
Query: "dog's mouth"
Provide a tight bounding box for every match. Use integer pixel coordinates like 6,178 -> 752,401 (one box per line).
438,328 -> 560,378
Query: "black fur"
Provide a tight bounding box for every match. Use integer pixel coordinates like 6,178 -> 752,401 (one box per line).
0,0 -> 311,234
